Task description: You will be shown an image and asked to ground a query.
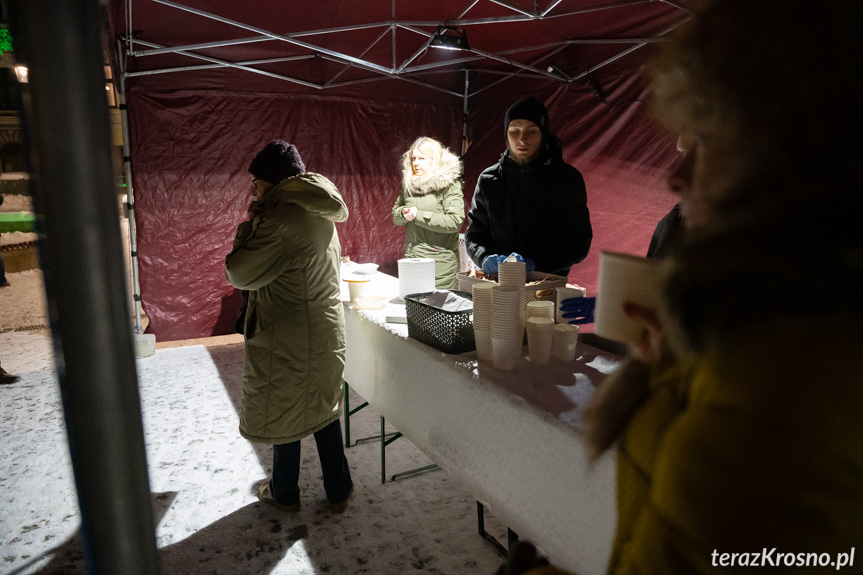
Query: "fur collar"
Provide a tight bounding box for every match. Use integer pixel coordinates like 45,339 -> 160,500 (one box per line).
401,147 -> 462,196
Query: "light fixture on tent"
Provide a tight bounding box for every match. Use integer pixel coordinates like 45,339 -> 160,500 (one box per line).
547,64 -> 572,82
430,26 -> 471,51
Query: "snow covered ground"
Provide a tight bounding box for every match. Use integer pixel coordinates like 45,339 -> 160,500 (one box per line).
1,269 -> 508,574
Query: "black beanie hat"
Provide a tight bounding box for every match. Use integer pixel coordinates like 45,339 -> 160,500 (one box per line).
504,97 -> 549,138
248,140 -> 306,184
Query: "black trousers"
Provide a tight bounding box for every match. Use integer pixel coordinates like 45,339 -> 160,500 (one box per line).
270,419 -> 353,505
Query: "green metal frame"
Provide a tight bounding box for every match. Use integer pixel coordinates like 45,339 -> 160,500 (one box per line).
477,501 -> 519,557
343,384 -> 516,553
343,381 -> 439,484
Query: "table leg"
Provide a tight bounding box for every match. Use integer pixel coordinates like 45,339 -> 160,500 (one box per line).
343,381 -> 379,448
477,501 -> 518,558
380,415 -> 439,483
381,415 -> 387,484
343,382 -> 350,447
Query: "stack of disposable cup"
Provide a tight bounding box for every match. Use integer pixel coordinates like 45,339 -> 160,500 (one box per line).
472,282 -> 495,361
552,324 -> 579,361
490,285 -> 523,370
526,317 -> 555,365
498,260 -> 527,332
526,300 -> 555,321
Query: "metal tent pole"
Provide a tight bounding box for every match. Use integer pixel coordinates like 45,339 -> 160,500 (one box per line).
11,0 -> 163,573
117,43 -> 144,335
462,69 -> 470,156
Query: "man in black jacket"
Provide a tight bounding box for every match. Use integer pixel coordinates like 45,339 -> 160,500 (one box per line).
465,97 -> 592,277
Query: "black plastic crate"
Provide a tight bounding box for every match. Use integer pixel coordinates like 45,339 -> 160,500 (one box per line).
404,290 -> 475,354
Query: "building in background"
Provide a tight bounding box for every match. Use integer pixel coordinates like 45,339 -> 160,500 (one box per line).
0,2 -> 124,189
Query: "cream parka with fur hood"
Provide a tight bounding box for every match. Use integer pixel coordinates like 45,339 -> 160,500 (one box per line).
226,172 -> 348,445
391,145 -> 465,289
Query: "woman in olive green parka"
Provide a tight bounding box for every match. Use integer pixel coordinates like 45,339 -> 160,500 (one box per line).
392,137 -> 465,289
226,140 -> 353,512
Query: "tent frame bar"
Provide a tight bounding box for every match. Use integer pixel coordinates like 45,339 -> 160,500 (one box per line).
121,0 -> 688,98
469,16 -> 688,98
126,54 -> 317,78
134,0 -> 659,61
127,38 -> 324,88
151,0 -> 393,75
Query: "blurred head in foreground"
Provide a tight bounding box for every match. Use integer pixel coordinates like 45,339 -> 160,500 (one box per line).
648,0 -> 863,353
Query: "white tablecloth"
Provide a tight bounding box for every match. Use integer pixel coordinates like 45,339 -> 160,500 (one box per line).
341,270 -> 619,575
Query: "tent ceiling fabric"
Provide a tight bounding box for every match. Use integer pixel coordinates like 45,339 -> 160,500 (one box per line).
104,0 -> 689,341
110,0 -> 691,101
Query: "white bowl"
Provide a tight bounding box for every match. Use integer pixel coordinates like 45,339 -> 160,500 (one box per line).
354,263 -> 379,275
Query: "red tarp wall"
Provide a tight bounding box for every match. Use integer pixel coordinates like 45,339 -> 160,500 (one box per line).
129,73 -> 678,341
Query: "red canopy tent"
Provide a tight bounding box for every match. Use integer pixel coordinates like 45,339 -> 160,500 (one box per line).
105,0 -> 688,341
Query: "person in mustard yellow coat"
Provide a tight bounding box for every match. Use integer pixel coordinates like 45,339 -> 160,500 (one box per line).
499,1 -> 863,573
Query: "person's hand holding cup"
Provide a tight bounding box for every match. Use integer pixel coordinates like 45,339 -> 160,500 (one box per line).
594,251 -> 664,362
402,206 -> 418,221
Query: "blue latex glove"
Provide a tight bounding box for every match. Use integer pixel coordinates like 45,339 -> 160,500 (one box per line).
507,252 -> 536,273
559,296 -> 596,325
481,254 -> 506,274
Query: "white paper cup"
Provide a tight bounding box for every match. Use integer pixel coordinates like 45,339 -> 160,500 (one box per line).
526,318 -> 554,365
472,283 -> 495,331
472,281 -> 496,298
594,251 -> 660,343
344,278 -> 371,302
551,324 -> 579,361
526,316 -> 555,331
491,336 -> 518,371
526,300 -> 555,320
474,328 -> 493,362
498,260 -> 526,287
555,286 -> 588,324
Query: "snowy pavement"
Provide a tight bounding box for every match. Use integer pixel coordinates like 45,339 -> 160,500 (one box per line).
1,270 -> 507,574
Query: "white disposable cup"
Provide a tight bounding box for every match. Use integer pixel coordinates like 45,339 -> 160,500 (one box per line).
345,279 -> 371,302
491,336 -> 518,371
498,261 -> 526,287
491,325 -> 523,344
552,324 -> 579,361
472,282 -> 496,300
474,328 -> 493,362
491,285 -> 522,337
472,283 -> 495,331
526,318 -> 554,365
555,286 -> 588,324
526,316 -> 555,331
526,300 -> 555,320
594,251 -> 660,343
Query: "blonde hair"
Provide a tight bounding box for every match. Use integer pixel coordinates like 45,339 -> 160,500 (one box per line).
401,137 -> 444,179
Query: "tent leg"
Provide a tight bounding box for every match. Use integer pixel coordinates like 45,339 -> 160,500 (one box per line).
12,1 -> 163,573
462,69 -> 470,156
117,40 -> 147,339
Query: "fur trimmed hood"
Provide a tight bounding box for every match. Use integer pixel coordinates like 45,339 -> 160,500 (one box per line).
401,146 -> 462,196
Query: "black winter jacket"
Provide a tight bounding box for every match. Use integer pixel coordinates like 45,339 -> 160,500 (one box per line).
465,135 -> 592,276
